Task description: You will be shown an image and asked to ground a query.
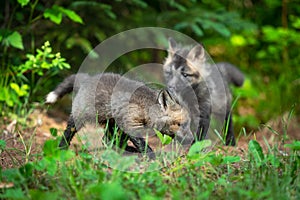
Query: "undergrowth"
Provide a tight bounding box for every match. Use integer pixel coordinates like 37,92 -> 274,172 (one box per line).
0,129 -> 299,200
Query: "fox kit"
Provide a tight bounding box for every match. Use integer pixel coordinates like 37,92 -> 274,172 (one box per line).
46,73 -> 193,155
163,38 -> 244,146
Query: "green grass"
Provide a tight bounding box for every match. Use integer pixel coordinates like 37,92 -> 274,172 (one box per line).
0,130 -> 299,200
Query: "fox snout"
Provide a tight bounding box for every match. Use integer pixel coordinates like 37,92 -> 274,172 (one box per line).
175,128 -> 194,145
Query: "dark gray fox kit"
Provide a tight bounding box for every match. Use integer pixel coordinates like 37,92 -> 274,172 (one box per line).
46,73 -> 193,155
163,38 -> 244,145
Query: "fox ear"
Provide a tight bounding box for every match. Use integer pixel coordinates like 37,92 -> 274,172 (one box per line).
187,44 -> 205,62
168,37 -> 177,54
158,90 -> 176,110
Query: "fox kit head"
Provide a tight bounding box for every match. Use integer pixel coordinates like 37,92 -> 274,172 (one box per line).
163,38 -> 207,92
150,90 -> 193,144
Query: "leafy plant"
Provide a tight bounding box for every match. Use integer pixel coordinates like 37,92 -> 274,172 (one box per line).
0,41 -> 71,119
154,129 -> 173,145
0,0 -> 83,118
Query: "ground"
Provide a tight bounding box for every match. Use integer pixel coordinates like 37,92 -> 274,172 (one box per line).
1,108 -> 299,170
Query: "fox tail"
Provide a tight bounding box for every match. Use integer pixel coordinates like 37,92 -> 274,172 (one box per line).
45,74 -> 87,104
216,62 -> 245,87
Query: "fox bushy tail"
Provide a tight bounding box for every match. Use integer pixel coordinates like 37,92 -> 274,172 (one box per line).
216,62 -> 245,87
46,73 -> 89,104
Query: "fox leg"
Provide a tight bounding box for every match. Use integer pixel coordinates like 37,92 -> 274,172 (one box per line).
102,119 -> 119,145
195,114 -> 210,142
59,115 -> 82,149
104,128 -> 152,155
225,113 -> 236,146
103,119 -> 140,152
128,136 -> 155,159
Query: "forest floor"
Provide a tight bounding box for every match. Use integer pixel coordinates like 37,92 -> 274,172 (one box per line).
1,107 -> 300,170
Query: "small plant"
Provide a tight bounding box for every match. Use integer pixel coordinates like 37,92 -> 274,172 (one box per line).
0,0 -> 83,120
154,129 -> 173,145
0,41 -> 70,119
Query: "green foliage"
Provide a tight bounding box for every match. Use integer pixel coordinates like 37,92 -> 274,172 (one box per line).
0,41 -> 70,118
44,5 -> 83,24
15,41 -> 70,76
1,0 -> 300,198
0,140 -> 6,151
187,140 -> 212,158
0,133 -> 299,199
154,129 -> 173,145
0,0 -> 83,118
17,0 -> 30,7
285,141 -> 300,151
248,140 -> 265,166
1,31 -> 24,50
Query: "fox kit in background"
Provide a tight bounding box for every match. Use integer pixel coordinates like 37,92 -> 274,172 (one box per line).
46,73 -> 193,156
163,38 -> 244,146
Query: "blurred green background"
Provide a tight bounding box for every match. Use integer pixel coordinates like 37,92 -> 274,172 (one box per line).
1,0 -> 299,132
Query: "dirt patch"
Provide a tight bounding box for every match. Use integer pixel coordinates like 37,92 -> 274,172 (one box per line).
0,109 -> 67,169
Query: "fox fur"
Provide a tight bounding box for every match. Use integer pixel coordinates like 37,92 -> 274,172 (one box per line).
163,38 -> 245,146
46,72 -> 193,155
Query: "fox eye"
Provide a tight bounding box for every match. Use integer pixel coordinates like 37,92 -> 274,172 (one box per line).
177,123 -> 181,126
182,72 -> 188,77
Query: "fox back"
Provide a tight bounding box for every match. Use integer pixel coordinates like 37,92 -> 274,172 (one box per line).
48,73 -> 193,143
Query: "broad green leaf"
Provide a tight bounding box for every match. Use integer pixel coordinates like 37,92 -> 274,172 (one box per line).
1,168 -> 21,182
10,83 -> 29,97
17,0 -> 30,7
50,128 -> 58,137
19,163 -> 34,178
61,62 -> 71,69
45,157 -> 58,176
7,31 -> 24,50
162,135 -> 173,145
155,129 -> 164,143
266,154 -> 280,167
10,83 -> 20,94
248,140 -> 264,165
0,188 -> 26,199
0,139 -> 6,150
188,140 -> 212,157
60,7 -> 83,24
1,87 -> 15,106
44,7 -> 63,24
35,158 -> 47,171
59,149 -> 75,162
284,141 -> 300,151
43,139 -> 59,157
222,156 -> 241,164
154,129 -> 173,145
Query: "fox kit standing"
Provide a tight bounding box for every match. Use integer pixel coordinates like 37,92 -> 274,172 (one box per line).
46,73 -> 193,155
163,38 -> 244,145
